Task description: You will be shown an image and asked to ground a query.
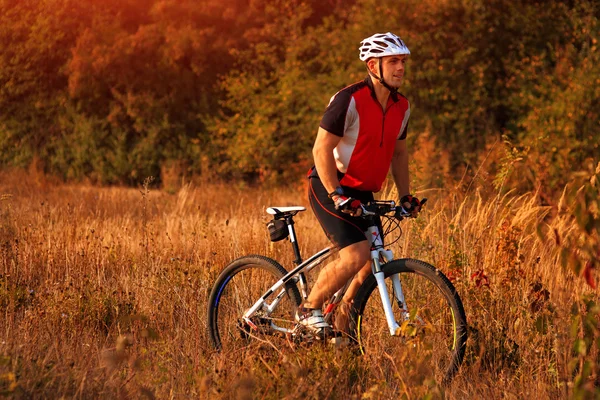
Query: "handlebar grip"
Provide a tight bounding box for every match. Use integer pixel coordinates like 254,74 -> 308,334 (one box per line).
361,198 -> 427,218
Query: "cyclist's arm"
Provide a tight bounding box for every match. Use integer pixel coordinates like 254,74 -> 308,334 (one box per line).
391,138 -> 410,197
313,127 -> 342,195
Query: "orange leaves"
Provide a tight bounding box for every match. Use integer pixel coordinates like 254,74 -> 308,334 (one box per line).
527,281 -> 550,313
553,162 -> 600,291
582,261 -> 596,289
470,269 -> 489,288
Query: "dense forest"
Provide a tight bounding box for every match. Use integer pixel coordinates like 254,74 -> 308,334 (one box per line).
0,0 -> 598,195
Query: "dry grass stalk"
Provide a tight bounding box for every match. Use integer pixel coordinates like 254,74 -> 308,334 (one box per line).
0,169 -> 597,398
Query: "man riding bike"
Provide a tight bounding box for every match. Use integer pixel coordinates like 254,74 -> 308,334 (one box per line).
298,32 -> 423,336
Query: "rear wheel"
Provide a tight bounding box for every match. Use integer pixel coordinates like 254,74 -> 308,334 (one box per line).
351,258 -> 467,385
207,255 -> 302,352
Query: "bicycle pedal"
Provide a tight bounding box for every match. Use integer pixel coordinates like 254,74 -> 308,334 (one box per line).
293,325 -> 333,342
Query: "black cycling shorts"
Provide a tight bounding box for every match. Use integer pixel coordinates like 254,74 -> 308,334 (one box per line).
308,174 -> 383,249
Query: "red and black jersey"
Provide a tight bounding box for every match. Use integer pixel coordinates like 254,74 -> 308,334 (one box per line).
318,76 -> 410,192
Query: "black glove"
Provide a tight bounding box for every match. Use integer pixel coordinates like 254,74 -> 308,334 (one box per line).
334,196 -> 363,217
400,195 -> 422,216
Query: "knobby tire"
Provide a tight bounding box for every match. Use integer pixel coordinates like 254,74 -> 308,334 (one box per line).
350,258 -> 468,385
207,255 -> 301,352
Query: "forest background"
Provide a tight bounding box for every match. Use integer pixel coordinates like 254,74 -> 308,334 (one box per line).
1,0 -> 600,398
0,0 -> 598,195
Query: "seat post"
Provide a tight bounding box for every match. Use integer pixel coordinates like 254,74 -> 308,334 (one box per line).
285,215 -> 302,265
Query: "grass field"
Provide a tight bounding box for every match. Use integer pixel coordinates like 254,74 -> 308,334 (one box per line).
0,169 -> 598,399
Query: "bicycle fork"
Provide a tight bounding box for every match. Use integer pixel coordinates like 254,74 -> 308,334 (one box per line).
372,260 -> 401,335
369,227 -> 409,336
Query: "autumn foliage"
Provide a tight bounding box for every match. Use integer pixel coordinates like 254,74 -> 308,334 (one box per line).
0,0 -> 598,189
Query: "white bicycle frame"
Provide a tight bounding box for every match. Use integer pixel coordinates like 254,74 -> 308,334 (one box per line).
242,203 -> 410,337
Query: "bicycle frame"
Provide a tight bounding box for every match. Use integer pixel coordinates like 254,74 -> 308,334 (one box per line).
242,212 -> 409,336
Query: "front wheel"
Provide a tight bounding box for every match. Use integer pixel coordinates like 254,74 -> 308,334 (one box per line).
207,255 -> 302,352
350,258 -> 468,385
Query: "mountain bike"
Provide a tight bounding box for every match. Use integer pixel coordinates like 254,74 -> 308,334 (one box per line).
207,199 -> 468,384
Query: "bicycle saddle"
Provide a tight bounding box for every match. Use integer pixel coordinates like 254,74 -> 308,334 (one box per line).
266,206 -> 306,218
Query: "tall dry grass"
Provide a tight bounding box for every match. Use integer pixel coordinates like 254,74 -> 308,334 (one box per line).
0,168 -> 597,399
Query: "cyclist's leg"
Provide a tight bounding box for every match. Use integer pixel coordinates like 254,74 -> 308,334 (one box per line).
340,213 -> 383,304
333,214 -> 383,333
303,239 -> 370,308
332,261 -> 370,333
304,174 -> 372,332
342,261 -> 371,304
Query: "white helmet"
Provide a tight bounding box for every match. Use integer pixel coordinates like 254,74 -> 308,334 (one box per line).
359,32 -> 410,61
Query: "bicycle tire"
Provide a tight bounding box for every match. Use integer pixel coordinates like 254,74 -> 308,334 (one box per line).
207,255 -> 302,352
350,258 -> 467,385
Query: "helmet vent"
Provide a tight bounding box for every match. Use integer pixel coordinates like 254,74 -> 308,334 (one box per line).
358,32 -> 410,62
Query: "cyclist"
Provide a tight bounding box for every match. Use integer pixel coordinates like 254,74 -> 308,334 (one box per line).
297,32 -> 422,336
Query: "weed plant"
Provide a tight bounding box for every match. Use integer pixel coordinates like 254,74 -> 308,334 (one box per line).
0,169 -> 598,399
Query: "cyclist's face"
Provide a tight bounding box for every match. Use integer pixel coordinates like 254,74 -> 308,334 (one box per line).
380,55 -> 408,88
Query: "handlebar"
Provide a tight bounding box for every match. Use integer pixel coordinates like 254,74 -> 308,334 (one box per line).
360,198 -> 428,219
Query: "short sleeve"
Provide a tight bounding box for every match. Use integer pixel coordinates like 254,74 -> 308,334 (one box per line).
319,90 -> 353,137
398,103 -> 410,140
398,120 -> 409,140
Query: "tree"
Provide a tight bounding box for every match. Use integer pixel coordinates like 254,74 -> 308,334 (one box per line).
0,0 -> 90,168
208,0 -> 353,182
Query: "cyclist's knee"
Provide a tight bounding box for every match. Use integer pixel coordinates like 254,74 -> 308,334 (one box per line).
339,241 -> 370,271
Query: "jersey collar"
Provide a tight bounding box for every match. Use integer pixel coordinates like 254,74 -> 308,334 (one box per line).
365,75 -> 400,103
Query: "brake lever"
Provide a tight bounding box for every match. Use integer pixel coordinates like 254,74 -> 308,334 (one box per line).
359,203 -> 376,216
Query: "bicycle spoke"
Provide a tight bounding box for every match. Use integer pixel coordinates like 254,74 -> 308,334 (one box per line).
209,258 -> 300,353
357,271 -> 460,383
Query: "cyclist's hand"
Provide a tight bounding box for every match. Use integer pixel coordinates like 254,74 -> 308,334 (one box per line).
334,196 -> 363,217
399,194 -> 422,217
